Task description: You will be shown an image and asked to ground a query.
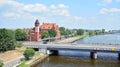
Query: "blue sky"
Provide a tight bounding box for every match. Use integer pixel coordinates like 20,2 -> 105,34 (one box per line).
0,0 -> 120,30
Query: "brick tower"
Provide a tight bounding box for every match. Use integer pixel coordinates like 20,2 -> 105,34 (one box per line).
34,19 -> 40,41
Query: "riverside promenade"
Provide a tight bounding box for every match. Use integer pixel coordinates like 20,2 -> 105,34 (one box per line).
56,35 -> 87,43
0,51 -> 24,67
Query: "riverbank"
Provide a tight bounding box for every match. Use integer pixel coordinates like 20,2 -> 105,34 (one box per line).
0,50 -> 24,67
30,53 -> 48,67
17,52 -> 48,67
57,34 -> 88,43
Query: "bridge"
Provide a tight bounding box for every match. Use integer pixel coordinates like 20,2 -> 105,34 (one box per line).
23,42 -> 120,60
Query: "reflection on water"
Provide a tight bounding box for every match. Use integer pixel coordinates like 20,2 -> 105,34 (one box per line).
36,51 -> 120,67
36,55 -> 120,67
36,33 -> 120,67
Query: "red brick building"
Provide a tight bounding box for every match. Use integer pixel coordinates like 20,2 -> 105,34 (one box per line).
25,19 -> 61,41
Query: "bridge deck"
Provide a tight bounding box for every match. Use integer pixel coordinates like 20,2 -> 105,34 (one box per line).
23,42 -> 120,53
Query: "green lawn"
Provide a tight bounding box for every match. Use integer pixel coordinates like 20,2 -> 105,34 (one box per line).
18,61 -> 29,67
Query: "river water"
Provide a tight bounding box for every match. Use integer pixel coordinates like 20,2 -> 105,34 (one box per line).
73,33 -> 120,45
36,33 -> 120,67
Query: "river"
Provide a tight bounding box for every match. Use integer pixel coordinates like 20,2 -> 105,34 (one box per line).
73,33 -> 120,45
35,33 -> 120,67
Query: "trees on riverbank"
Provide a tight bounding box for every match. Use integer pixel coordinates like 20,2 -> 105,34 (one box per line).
76,29 -> 84,35
23,48 -> 35,60
41,29 -> 57,39
88,29 -> 106,36
0,28 -> 28,52
0,29 -> 16,52
15,29 -> 27,41
59,27 -> 106,37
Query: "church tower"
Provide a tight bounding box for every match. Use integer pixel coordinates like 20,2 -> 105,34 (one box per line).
34,19 -> 40,41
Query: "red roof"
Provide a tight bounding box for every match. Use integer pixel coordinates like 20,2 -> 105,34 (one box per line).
40,23 -> 57,29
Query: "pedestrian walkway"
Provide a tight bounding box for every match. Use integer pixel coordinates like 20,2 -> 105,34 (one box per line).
0,50 -> 24,67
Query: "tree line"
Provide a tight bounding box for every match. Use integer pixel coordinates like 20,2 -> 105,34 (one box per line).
0,28 -> 27,52
0,28 -> 106,52
59,27 -> 106,37
41,29 -> 57,39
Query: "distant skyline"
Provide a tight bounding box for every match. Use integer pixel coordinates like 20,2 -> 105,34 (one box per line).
0,0 -> 120,30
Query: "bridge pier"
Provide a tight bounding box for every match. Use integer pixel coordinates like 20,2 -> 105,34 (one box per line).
118,53 -> 120,60
90,52 -> 97,59
47,50 -> 52,55
39,48 -> 59,55
39,48 -> 47,54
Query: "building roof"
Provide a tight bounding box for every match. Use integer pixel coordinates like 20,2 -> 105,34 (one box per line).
40,23 -> 57,29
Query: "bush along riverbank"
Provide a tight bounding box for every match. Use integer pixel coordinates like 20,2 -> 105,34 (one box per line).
18,52 -> 48,67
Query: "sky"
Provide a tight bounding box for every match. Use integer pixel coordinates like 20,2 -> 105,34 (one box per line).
0,0 -> 120,30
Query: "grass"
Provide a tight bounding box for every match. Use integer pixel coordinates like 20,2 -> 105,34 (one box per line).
35,51 -> 40,56
17,52 -> 46,67
17,61 -> 29,67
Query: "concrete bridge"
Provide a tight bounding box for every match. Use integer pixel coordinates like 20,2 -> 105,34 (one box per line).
23,42 -> 120,60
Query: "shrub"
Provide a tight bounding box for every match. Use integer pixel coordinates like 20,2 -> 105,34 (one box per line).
23,48 -> 35,60
0,61 -> 3,67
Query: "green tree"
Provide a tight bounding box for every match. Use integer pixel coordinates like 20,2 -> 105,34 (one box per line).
41,32 -> 49,39
102,29 -> 105,33
23,48 -> 35,60
0,61 -> 3,67
0,29 -> 16,52
76,29 -> 84,35
48,29 -> 57,37
59,27 -> 66,35
65,29 -> 71,35
88,31 -> 94,36
15,29 -> 27,41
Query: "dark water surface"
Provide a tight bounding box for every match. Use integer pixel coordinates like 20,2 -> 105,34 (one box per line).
36,56 -> 120,67
36,33 -> 120,67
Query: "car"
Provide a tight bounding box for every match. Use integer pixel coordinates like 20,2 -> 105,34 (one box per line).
43,40 -> 48,44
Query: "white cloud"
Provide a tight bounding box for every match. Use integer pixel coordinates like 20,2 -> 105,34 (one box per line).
97,0 -> 120,6
3,12 -> 37,20
103,0 -> 112,4
59,9 -> 69,16
50,5 -> 57,9
72,16 -> 86,24
23,4 -> 48,12
100,8 -> 108,14
50,4 -> 70,16
0,0 -> 7,5
110,8 -> 120,12
74,16 -> 84,21
97,0 -> 113,6
1,0 -> 70,18
58,4 -> 68,9
100,8 -> 120,14
1,1 -> 48,13
4,12 -> 21,17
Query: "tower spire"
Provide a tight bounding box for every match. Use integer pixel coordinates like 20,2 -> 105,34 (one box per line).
35,19 -> 40,26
